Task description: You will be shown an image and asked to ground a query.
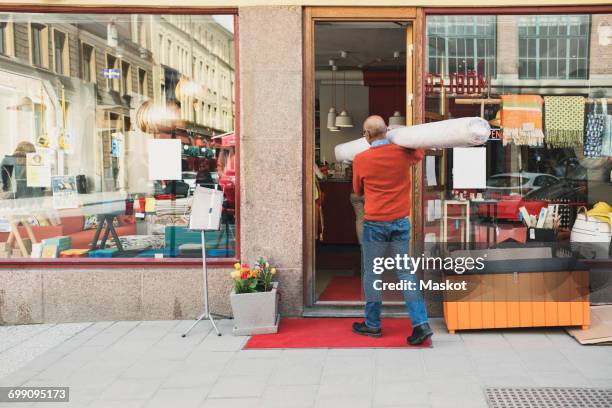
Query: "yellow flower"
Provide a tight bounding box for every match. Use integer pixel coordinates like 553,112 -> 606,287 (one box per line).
271,268 -> 277,275
233,262 -> 241,270
230,270 -> 240,280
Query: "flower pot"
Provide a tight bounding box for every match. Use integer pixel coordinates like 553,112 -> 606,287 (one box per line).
230,281 -> 279,335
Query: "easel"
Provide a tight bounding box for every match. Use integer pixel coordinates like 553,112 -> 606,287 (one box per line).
181,186 -> 225,338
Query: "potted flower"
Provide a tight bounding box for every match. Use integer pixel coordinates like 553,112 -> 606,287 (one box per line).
229,257 -> 279,335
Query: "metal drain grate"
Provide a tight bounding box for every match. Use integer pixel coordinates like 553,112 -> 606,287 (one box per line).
485,387 -> 612,408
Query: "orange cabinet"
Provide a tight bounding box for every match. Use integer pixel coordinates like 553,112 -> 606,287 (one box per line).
443,271 -> 590,334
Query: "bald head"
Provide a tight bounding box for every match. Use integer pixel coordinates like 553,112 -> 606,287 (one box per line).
363,115 -> 387,144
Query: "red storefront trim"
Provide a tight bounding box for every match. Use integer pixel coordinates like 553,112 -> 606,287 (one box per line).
425,5 -> 612,15
0,5 -> 238,14
0,258 -> 237,269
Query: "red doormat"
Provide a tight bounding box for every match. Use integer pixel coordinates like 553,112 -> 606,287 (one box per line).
319,276 -> 362,301
243,317 -> 432,349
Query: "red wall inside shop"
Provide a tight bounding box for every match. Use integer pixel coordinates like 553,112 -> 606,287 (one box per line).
363,70 -> 406,122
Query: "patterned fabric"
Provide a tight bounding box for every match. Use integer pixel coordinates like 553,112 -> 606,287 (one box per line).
500,95 -> 544,146
544,96 -> 585,148
603,114 -> 612,156
584,99 -> 607,158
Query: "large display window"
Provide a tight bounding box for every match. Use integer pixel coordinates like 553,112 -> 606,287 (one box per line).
422,11 -> 612,261
0,12 -> 238,262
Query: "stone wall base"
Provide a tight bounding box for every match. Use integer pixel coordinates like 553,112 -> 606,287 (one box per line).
0,267 -> 303,325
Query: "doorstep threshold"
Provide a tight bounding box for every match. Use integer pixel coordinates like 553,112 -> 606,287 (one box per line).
303,304 -> 408,318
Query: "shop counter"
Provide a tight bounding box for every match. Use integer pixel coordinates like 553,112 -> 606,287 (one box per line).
443,258 -> 590,334
319,179 -> 359,245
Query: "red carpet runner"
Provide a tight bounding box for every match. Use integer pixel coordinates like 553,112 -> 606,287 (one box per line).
244,317 -> 432,349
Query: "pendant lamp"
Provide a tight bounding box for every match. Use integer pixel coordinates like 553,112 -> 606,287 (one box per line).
389,111 -> 406,127
335,71 -> 353,128
388,51 -> 406,127
327,66 -> 338,129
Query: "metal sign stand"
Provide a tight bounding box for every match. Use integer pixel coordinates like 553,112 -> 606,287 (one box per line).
181,185 -> 226,338
182,230 -> 221,337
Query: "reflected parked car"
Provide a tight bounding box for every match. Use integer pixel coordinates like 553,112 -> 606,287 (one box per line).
182,171 -> 198,195
486,172 -> 559,198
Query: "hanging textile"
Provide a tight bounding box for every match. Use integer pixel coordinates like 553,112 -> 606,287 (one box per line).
500,95 -> 544,146
602,105 -> 612,157
544,96 -> 585,148
584,99 -> 607,158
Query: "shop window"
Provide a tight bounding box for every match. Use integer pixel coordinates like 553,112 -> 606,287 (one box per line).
426,15 -> 496,78
30,23 -> 48,68
423,11 -> 611,261
518,15 -> 590,79
81,43 -> 95,83
53,30 -> 69,76
0,12 -> 237,263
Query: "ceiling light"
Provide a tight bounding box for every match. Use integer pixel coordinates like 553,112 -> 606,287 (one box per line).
388,111 -> 406,127
335,110 -> 353,128
335,71 -> 353,128
388,51 -> 405,127
327,107 -> 337,129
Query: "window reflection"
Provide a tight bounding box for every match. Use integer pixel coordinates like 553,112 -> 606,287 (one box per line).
0,14 -> 236,260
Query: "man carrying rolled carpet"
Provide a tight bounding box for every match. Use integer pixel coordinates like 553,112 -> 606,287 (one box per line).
351,115 -> 432,345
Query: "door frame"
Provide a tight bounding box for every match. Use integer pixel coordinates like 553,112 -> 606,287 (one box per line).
303,7 -> 425,309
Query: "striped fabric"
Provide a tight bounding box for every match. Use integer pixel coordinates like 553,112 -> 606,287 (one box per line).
501,95 -> 544,146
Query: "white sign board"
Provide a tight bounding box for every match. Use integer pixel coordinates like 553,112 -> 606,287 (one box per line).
148,139 -> 181,181
452,147 -> 487,189
189,186 -> 224,231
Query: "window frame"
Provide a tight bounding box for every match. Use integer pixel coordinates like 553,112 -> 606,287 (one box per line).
426,15 -> 497,78
105,52 -> 120,92
0,18 -> 14,56
518,14 -> 591,80
137,66 -> 148,97
29,22 -> 49,68
0,7 -> 240,268
120,59 -> 132,95
80,41 -> 96,83
52,27 -> 70,76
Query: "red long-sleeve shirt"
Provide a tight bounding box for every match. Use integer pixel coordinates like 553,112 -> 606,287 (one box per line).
352,144 -> 424,222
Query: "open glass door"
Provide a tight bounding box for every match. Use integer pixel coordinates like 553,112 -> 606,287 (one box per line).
307,12 -> 417,309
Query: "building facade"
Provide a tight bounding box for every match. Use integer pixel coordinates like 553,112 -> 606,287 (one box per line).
0,2 -> 610,325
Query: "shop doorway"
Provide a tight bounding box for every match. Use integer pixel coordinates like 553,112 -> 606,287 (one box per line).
303,7 -> 423,313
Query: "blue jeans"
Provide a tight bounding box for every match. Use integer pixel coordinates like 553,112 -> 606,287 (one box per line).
362,218 -> 428,329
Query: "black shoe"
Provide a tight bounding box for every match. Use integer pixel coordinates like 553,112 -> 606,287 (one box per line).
352,321 -> 382,338
407,323 -> 433,345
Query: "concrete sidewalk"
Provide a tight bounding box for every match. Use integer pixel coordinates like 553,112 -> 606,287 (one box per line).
1,318 -> 611,408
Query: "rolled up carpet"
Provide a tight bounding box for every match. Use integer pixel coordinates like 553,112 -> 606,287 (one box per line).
334,117 -> 490,162
334,137 -> 370,162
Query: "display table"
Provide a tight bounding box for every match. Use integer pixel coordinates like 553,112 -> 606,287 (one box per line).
472,199 -> 498,248
0,192 -> 128,254
443,258 -> 590,334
